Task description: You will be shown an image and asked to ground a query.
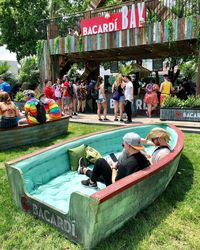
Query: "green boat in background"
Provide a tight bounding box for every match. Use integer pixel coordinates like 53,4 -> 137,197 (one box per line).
0,117 -> 69,151
6,124 -> 184,249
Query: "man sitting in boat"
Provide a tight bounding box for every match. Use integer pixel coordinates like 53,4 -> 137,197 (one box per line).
146,128 -> 171,164
0,91 -> 19,128
78,132 -> 150,188
39,94 -> 61,121
18,90 -> 40,125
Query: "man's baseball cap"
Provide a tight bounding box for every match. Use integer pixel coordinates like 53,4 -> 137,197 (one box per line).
123,132 -> 144,151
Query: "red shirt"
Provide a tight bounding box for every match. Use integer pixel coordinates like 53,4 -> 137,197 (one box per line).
63,81 -> 71,97
44,86 -> 56,100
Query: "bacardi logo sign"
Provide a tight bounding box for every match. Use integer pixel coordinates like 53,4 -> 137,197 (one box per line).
81,3 -> 146,36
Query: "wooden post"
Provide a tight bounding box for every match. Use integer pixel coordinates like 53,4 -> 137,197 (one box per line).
197,49 -> 200,96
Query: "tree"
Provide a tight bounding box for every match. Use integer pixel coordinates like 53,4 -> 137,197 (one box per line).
19,56 -> 40,90
0,0 -> 48,61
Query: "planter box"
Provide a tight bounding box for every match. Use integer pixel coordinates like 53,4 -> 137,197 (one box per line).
160,108 -> 200,122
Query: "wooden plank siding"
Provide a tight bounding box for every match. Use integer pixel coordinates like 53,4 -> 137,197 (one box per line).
47,16 -> 198,56
40,16 -> 199,80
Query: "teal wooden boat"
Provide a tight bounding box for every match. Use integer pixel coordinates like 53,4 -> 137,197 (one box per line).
6,124 -> 184,249
0,117 -> 69,150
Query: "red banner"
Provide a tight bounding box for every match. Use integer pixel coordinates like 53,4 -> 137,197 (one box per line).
81,3 -> 146,36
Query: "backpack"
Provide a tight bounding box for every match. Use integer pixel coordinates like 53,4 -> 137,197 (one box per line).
68,84 -> 74,97
35,101 -> 47,124
91,89 -> 98,100
145,83 -> 153,94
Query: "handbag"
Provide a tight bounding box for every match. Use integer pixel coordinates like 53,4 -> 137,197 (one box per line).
112,90 -> 120,101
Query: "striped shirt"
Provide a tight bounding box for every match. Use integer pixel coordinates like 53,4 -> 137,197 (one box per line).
24,98 -> 39,124
44,98 -> 61,120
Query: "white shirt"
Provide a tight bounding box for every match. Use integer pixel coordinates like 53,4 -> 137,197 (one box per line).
152,147 -> 171,164
124,81 -> 133,102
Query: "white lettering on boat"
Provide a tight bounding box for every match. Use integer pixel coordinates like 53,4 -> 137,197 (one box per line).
183,112 -> 200,118
32,203 -> 77,238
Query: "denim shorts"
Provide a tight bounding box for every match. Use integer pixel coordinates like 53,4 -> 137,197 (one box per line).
96,98 -> 106,104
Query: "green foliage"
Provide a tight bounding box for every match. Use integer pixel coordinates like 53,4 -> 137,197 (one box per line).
119,63 -> 133,75
78,36 -> 83,52
104,0 -> 122,7
67,63 -> 81,80
36,40 -> 45,64
162,95 -> 200,108
14,91 -> 26,102
0,0 -> 49,61
0,61 -> 10,75
54,36 -> 60,52
19,57 -> 40,90
166,19 -> 174,47
179,59 -> 197,80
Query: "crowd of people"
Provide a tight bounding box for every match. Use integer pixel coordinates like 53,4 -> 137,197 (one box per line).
0,71 -> 196,128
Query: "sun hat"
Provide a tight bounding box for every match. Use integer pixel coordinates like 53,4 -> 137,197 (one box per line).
123,132 -> 144,151
146,128 -> 170,142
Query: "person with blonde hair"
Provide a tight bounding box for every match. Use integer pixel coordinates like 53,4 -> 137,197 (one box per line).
95,76 -> 108,121
112,74 -> 125,122
0,91 -> 19,128
146,127 -> 171,163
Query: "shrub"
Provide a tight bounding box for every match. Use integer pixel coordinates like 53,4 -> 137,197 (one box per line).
162,95 -> 200,108
14,91 -> 26,102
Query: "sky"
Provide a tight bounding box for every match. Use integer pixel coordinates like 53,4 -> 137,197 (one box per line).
0,45 -> 17,61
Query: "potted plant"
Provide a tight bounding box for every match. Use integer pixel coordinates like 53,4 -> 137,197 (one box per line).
160,96 -> 200,122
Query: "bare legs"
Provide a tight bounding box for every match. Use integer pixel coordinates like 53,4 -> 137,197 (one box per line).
146,104 -> 157,118
97,101 -> 107,120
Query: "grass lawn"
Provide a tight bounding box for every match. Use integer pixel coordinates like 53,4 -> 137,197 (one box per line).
0,124 -> 200,250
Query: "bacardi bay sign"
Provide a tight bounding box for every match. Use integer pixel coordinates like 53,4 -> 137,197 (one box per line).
81,3 -> 146,36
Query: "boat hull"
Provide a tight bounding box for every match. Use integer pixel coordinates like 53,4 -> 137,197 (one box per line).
6,124 -> 184,249
0,117 -> 69,150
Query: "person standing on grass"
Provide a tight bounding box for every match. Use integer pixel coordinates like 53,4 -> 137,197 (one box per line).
112,74 -> 125,122
123,75 -> 133,123
95,76 -> 108,121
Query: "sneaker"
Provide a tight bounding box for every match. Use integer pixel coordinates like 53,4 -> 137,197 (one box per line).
114,118 -> 118,121
120,119 -> 124,122
103,118 -> 109,121
77,157 -> 85,174
81,179 -> 97,188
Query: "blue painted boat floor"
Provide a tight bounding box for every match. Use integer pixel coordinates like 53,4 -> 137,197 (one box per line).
29,149 -> 157,214
30,170 -> 106,214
